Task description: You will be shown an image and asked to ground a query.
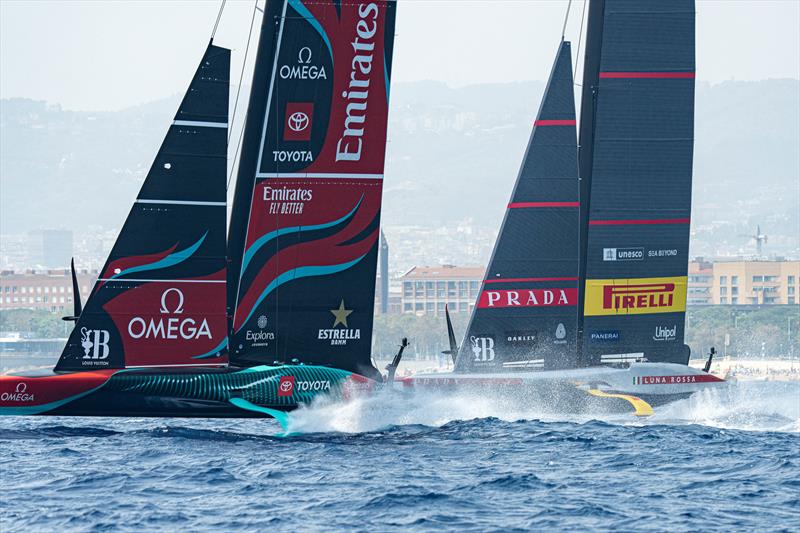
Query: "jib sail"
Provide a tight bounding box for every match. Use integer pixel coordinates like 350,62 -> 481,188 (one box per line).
577,0 -> 695,365
456,42 -> 579,373
228,1 -> 397,378
55,43 -> 230,371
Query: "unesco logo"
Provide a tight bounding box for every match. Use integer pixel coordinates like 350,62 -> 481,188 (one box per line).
288,111 -> 310,132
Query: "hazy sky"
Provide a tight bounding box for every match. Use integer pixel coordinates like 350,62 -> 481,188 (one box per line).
1,0 -> 799,111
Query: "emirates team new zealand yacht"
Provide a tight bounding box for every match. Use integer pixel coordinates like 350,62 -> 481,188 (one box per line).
401,0 -> 724,415
0,0 -> 398,419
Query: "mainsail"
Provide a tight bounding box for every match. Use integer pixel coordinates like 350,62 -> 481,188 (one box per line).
227,1 -> 397,378
55,43 -> 230,371
456,42 -> 579,373
577,0 -> 695,365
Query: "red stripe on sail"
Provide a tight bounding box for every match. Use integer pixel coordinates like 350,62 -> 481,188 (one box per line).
589,218 -> 690,226
484,277 -> 578,284
508,202 -> 579,209
534,119 -> 576,126
600,72 -> 695,79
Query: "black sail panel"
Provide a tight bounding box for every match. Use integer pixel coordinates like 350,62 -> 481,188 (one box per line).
228,1 -> 397,378
456,42 -> 579,373
580,0 -> 695,365
55,43 -> 230,371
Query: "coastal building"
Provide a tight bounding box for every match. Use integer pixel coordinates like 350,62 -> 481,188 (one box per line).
399,265 -> 484,316
706,260 -> 799,305
0,269 -> 97,313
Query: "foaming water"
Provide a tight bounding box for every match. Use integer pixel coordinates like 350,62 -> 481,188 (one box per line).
1,380 -> 798,531
285,380 -> 800,435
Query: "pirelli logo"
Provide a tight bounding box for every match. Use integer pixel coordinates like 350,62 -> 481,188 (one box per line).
584,276 -> 687,316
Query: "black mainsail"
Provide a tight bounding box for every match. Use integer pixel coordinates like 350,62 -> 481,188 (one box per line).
577,0 -> 695,366
227,0 -> 397,378
56,43 -> 230,371
456,42 -> 579,373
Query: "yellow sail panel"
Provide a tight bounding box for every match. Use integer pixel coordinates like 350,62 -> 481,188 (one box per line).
583,276 -> 687,316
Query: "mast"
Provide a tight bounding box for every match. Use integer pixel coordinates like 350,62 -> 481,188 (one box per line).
575,0 -> 606,367
227,1 -> 284,323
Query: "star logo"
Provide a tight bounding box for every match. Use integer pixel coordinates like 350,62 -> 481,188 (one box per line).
329,299 -> 353,328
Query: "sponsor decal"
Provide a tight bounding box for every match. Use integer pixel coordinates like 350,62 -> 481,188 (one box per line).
648,249 -> 678,258
295,380 -> 331,392
279,47 -> 328,81
284,102 -> 314,141
584,276 -> 687,316
590,330 -> 620,342
278,375 -> 295,397
634,374 -> 723,385
0,382 -> 35,403
81,327 -> 110,361
127,288 -> 212,341
246,313 -> 275,347
470,335 -> 495,362
554,323 -> 567,345
264,185 -> 313,215
335,2 -> 380,162
602,247 -> 644,261
318,299 -> 361,346
505,331 -> 537,345
653,325 -> 677,342
478,288 -> 577,309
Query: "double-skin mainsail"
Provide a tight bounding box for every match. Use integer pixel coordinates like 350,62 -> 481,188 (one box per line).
227,1 -> 398,379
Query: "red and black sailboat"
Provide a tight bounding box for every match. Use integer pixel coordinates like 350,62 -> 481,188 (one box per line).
405,0 -> 724,415
1,0 -> 398,418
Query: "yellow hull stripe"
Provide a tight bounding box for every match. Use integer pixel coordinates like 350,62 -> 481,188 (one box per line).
587,389 -> 654,417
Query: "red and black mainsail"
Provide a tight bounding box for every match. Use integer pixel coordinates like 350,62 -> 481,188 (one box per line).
55,43 -> 230,371
227,1 -> 397,379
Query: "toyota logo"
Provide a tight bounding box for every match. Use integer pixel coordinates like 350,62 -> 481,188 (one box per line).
288,111 -> 310,132
280,380 -> 293,393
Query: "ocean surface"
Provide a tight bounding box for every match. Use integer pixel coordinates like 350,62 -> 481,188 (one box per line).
1,357 -> 798,531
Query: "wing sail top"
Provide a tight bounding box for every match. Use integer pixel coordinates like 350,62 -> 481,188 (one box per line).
55,43 -> 230,371
456,42 -> 579,373
228,1 -> 397,378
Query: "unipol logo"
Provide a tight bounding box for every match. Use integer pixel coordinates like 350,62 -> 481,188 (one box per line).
80,327 -> 110,360
653,325 -> 677,342
278,375 -> 295,397
284,103 -> 314,141
470,336 -> 495,362
127,288 -> 212,341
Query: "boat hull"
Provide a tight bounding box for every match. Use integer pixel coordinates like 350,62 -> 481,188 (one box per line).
398,362 -> 725,415
0,365 -> 373,418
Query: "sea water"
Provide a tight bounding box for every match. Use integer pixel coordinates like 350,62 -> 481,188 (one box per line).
0,359 -> 798,531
